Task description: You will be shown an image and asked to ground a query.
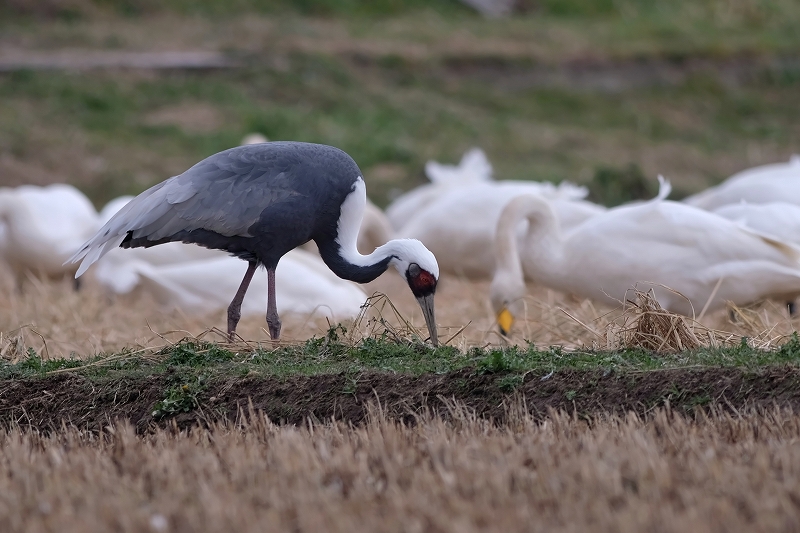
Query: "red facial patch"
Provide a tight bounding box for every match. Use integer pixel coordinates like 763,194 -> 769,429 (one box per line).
409,270 -> 437,296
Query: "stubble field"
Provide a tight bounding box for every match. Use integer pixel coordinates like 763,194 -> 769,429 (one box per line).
3,1 -> 800,530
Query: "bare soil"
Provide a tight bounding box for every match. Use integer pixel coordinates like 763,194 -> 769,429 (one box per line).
2,365 -> 799,433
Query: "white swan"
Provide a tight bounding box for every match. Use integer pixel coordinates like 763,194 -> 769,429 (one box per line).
490,179 -> 800,333
713,202 -> 800,245
424,147 -> 493,186
0,184 -> 99,282
397,182 -> 605,278
358,198 -> 393,254
685,155 -> 800,210
240,133 -> 269,145
108,250 -> 367,320
386,154 -> 587,231
385,148 -> 493,229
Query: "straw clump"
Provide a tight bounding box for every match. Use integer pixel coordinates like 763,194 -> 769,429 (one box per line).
612,289 -> 705,353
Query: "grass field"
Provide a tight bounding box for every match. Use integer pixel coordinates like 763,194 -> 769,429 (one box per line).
2,0 -> 800,205
2,1 -> 800,530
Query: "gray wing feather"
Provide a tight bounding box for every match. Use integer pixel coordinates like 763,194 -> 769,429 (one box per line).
67,150 -> 303,277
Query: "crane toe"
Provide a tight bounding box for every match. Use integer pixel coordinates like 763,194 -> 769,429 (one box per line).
266,310 -> 281,341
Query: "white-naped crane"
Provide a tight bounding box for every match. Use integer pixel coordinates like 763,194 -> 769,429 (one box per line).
68,142 -> 440,345
490,178 -> 800,335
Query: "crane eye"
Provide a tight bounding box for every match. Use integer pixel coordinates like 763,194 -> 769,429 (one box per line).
406,266 -> 437,297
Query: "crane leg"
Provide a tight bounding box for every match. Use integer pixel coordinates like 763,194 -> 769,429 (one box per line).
266,268 -> 282,342
227,261 -> 257,342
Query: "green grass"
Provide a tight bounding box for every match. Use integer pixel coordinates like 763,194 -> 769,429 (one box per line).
4,332 -> 800,385
2,57 -> 799,207
1,1 -> 799,208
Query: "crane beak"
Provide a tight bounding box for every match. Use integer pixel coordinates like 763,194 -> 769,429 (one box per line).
497,308 -> 514,337
415,293 -> 438,347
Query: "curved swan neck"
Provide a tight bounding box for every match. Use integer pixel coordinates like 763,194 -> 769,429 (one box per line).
495,194 -> 562,280
494,200 -> 525,284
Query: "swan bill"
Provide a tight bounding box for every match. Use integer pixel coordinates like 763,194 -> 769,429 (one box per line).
416,293 -> 438,347
497,308 -> 514,336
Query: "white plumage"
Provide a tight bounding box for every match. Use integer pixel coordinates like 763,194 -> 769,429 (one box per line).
713,202 -> 800,245
490,178 -> 800,325
684,155 -> 800,210
386,146 -> 587,231
385,147 -> 492,230
0,184 -> 99,281
98,251 -> 367,320
424,147 -> 493,185
397,182 -> 604,278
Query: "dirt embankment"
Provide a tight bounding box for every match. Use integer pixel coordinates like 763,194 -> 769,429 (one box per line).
1,366 -> 799,433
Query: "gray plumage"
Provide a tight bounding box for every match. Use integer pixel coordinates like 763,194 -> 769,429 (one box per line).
73,142 -> 360,274
68,141 -> 440,345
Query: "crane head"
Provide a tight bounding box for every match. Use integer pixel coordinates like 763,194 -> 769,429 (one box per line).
405,262 -> 439,347
386,239 -> 440,347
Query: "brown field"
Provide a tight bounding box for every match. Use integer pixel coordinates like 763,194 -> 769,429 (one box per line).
1,405 -> 799,533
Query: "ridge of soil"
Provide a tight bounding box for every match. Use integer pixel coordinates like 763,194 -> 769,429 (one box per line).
1,366 -> 798,433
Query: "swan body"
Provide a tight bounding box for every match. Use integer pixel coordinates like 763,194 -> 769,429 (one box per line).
713,202 -> 800,245
0,184 -> 99,280
424,147 -> 493,186
385,148 -> 492,230
491,183 -> 800,330
685,156 -> 800,210
398,182 -> 605,278
386,176 -> 588,231
358,198 -> 393,253
102,248 -> 367,320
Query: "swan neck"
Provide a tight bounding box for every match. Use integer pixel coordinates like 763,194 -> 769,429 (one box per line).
494,202 -> 525,284
496,195 -> 563,281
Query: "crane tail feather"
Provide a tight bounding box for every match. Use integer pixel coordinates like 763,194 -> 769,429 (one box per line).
70,234 -> 127,277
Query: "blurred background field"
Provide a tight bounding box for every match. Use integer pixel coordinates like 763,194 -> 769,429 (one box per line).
2,0 -> 799,207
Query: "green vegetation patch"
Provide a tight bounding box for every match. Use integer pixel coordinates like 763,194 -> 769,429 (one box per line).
4,329 -> 800,385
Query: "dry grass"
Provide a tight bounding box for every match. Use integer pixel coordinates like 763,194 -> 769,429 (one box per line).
607,289 -> 706,353
1,261 -> 798,359
0,404 -> 799,532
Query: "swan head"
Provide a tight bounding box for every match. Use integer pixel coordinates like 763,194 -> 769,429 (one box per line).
489,267 -> 527,337
387,239 -> 440,346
